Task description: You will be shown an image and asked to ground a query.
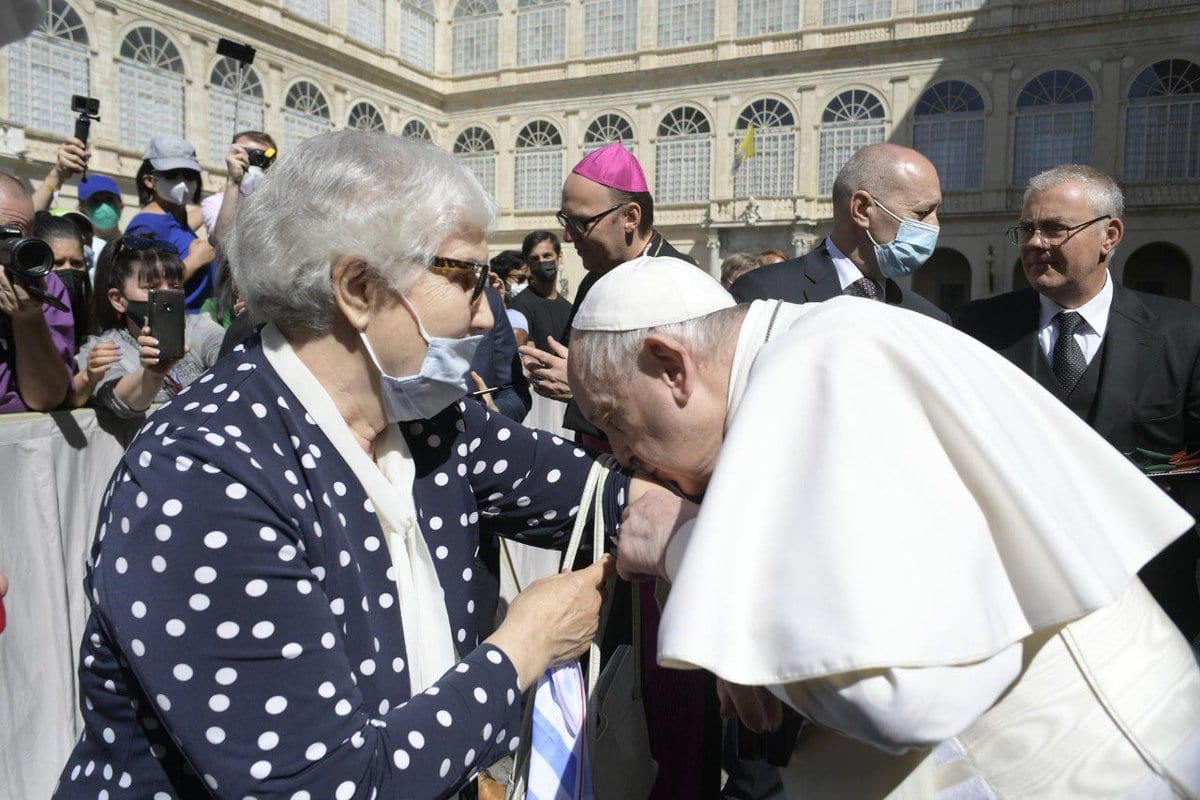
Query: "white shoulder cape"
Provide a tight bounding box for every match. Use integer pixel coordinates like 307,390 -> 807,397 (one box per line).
657,298 -> 1193,685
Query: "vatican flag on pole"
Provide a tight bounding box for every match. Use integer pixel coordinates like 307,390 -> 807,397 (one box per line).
731,125 -> 756,174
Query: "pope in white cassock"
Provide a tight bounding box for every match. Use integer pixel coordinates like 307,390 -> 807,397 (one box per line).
566,255 -> 1200,799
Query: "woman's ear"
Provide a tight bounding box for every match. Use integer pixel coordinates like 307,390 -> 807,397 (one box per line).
331,256 -> 375,332
108,286 -> 126,315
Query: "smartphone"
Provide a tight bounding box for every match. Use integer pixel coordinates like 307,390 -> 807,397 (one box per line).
148,288 -> 185,361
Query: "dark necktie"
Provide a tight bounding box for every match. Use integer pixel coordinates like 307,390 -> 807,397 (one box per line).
844,277 -> 881,301
1052,311 -> 1088,394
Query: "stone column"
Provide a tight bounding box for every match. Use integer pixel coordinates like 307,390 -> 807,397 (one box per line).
706,232 -> 722,279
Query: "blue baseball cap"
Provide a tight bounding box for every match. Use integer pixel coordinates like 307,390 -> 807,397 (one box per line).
78,174 -> 121,202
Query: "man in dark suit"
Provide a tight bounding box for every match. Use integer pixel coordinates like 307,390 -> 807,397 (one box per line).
731,143 -> 947,323
956,163 -> 1200,643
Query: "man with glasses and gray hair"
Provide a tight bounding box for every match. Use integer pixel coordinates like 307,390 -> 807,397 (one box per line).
956,163 -> 1200,644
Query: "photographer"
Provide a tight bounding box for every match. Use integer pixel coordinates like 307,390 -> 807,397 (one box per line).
78,234 -> 222,417
0,174 -> 75,413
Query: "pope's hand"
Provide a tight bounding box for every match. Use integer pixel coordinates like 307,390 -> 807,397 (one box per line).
617,485 -> 699,581
717,678 -> 783,734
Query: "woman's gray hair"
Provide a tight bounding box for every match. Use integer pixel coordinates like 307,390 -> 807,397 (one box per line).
1025,164 -> 1124,219
227,130 -> 496,338
571,304 -> 749,386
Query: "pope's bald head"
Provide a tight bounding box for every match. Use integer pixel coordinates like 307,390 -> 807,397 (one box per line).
831,143 -> 939,210
0,173 -> 34,234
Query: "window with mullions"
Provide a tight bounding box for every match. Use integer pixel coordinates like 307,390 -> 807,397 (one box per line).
658,0 -> 715,48
1013,70 -> 1093,186
401,120 -> 433,141
515,120 -> 563,211
913,80 -> 984,191
916,0 -> 982,12
283,80 -> 331,150
1125,59 -> 1200,181
584,0 -> 637,57
284,0 -> 330,26
584,113 -> 635,153
823,0 -> 891,26
400,0 -> 436,71
517,0 -> 566,66
453,0 -> 499,75
737,0 -> 799,37
454,126 -> 496,199
819,89 -> 886,194
207,58 -> 265,166
6,0 -> 90,135
734,99 -> 796,198
347,0 -> 385,49
656,106 -> 711,204
118,26 -> 185,151
347,101 -> 386,131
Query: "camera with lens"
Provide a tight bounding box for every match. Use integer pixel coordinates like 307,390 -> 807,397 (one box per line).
0,225 -> 67,312
246,147 -> 276,169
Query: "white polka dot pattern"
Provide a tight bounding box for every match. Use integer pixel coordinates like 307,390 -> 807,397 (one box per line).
57,333 -> 630,797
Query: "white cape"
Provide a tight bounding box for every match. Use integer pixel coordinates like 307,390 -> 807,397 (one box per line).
657,298 -> 1193,685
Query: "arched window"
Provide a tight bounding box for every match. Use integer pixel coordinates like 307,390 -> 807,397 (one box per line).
400,0 -> 436,70
584,0 -> 637,57
347,0 -> 385,49
734,98 -> 796,198
283,80 -> 331,150
207,58 -> 264,165
656,106 -> 711,204
916,0 -> 983,12
6,0 -> 90,134
515,120 -> 563,211
347,101 -> 386,132
584,113 -> 635,153
454,126 -> 496,199
118,26 -> 185,150
1122,242 -> 1192,300
453,0 -> 499,75
284,0 -> 330,26
1125,59 -> 1200,181
517,0 -> 566,66
658,0 -> 715,48
913,80 -> 984,191
737,0 -> 799,37
823,0 -> 891,26
819,89 -> 886,194
1013,70 -> 1093,186
402,119 -> 433,141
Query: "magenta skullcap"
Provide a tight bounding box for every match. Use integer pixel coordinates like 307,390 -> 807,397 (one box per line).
571,142 -> 649,193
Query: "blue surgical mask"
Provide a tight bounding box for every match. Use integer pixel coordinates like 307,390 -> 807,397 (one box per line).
359,294 -> 483,422
865,199 -> 939,278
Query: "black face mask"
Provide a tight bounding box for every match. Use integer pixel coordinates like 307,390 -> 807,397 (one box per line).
124,298 -> 149,330
530,260 -> 558,282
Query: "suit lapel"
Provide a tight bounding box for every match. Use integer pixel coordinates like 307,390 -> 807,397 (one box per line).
1004,291 -> 1061,397
1090,284 -> 1161,440
802,244 -> 843,302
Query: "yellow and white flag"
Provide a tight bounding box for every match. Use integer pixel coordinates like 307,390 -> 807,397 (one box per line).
731,125 -> 756,174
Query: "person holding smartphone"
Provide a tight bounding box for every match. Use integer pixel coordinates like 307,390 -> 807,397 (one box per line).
75,234 -> 222,416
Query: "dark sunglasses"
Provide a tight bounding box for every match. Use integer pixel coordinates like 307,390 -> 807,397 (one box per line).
555,203 -> 624,237
430,256 -> 490,303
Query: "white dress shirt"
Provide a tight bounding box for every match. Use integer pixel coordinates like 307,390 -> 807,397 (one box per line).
1037,270 -> 1113,366
825,236 -> 869,292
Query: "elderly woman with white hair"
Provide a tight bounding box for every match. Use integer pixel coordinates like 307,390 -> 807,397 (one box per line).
55,131 -> 664,798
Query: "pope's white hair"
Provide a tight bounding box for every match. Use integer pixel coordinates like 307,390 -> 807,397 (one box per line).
228,129 -> 496,338
571,305 -> 748,386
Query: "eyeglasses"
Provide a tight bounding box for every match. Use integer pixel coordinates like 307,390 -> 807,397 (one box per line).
555,203 -> 624,237
1006,215 -> 1110,246
430,256 -> 489,303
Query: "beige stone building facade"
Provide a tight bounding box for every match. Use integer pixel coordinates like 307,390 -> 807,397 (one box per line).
2,0 -> 1199,308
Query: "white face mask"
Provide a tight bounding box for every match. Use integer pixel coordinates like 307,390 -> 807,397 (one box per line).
154,175 -> 196,207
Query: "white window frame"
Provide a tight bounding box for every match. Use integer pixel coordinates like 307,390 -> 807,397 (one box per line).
736,0 -> 799,37
453,0 -> 500,75
515,120 -> 563,211
284,0 -> 330,26
517,0 -> 566,67
6,0 -> 90,135
915,0 -> 982,12
822,0 -> 891,26
401,119 -> 433,141
656,106 -> 712,204
657,0 -> 715,48
734,98 -> 796,198
400,0 -> 436,70
913,80 -> 985,191
207,58 -> 265,165
583,0 -> 637,57
346,0 -> 385,49
818,89 -> 886,194
283,80 -> 331,151
1012,70 -> 1093,186
1124,59 -> 1200,182
454,126 -> 497,199
117,27 -> 186,151
347,101 -> 386,131
584,113 -> 635,153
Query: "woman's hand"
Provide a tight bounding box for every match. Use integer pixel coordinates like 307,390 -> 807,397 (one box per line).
138,326 -> 188,375
84,340 -> 121,385
485,554 -> 615,689
470,370 -> 499,413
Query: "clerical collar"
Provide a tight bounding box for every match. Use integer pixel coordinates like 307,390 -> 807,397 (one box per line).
1037,270 -> 1114,339
825,236 -> 871,292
